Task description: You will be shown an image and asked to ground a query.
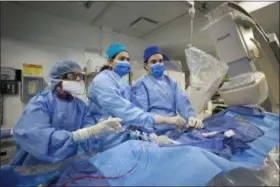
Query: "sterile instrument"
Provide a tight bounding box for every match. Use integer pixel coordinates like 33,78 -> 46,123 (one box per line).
120,127 -> 181,145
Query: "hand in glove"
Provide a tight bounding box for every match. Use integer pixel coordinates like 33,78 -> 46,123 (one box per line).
188,117 -> 204,129
72,118 -> 122,142
157,135 -> 173,144
155,115 -> 186,130
166,115 -> 186,129
150,133 -> 173,145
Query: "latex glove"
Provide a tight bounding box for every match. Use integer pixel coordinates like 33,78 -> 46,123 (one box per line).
72,118 -> 122,142
165,115 -> 186,128
188,117 -> 204,129
149,133 -> 173,144
157,135 -> 173,144
224,130 -> 236,138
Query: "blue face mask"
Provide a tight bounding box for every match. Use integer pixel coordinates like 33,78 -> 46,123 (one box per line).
151,63 -> 165,78
114,61 -> 131,77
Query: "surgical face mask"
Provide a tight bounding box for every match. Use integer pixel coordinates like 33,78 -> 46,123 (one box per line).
151,63 -> 165,78
62,80 -> 85,96
114,61 -> 131,77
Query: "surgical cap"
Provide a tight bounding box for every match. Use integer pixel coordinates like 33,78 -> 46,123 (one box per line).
143,45 -> 170,63
106,43 -> 128,60
49,60 -> 82,79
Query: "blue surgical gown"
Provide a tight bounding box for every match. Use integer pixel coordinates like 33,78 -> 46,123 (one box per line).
88,70 -> 155,131
131,75 -> 196,133
10,90 -> 97,166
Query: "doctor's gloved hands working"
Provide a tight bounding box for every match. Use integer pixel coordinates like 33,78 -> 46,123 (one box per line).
72,118 -> 122,142
155,115 -> 203,130
155,115 -> 185,129
166,116 -> 187,130
169,116 -> 204,129
188,117 -> 204,129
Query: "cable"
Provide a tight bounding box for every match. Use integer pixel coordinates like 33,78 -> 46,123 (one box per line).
0,93 -> 3,127
58,140 -> 145,187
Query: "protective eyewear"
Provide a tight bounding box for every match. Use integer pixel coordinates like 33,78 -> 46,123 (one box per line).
61,72 -> 84,81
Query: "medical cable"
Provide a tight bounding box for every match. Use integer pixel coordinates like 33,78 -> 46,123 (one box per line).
58,127 -> 183,186
58,132 -> 145,187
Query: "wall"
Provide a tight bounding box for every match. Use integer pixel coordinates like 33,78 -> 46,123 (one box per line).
1,38 -> 86,129
0,2 -> 149,129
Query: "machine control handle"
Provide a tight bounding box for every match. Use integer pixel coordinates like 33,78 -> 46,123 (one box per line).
250,38 -> 263,59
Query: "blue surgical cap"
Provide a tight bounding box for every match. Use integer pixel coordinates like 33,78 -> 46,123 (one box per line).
143,45 -> 170,63
49,60 -> 82,79
106,43 -> 128,60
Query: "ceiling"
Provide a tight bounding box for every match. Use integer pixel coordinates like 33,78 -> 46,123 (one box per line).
4,1 -> 280,64
12,1 -> 198,38
142,1 -> 280,62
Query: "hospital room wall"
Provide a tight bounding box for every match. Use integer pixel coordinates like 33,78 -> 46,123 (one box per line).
1,38 -> 147,130
0,3 -> 150,129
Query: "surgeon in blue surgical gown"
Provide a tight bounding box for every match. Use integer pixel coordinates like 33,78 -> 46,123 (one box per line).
88,43 -> 187,133
11,60 -> 122,166
131,45 -> 203,134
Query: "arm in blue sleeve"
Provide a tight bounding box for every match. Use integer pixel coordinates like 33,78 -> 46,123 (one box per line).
13,97 -> 77,163
89,78 -> 155,131
82,106 -> 98,128
131,82 -> 149,112
174,81 -> 196,120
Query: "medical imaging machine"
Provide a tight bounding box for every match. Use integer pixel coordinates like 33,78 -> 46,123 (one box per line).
205,2 -> 279,114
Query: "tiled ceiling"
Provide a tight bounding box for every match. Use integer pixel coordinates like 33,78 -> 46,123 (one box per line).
94,4 -> 141,32
17,1 -> 108,24
142,2 -> 190,24
15,1 -> 192,38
